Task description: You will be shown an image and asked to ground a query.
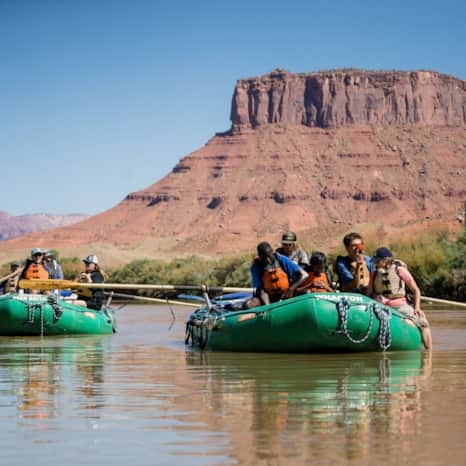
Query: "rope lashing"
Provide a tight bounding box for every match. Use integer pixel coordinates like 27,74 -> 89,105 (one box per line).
336,298 -> 374,344
47,294 -> 63,321
373,305 -> 392,351
24,302 -> 46,336
336,298 -> 392,351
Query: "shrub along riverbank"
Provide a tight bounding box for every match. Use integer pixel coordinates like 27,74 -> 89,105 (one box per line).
2,230 -> 465,302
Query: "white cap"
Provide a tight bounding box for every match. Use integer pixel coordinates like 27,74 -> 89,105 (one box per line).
83,255 -> 99,265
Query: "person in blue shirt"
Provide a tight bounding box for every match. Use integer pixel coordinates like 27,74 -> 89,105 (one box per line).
42,250 -> 64,280
246,241 -> 308,308
335,232 -> 373,294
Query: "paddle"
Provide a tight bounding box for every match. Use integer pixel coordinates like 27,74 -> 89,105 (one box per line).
18,279 -> 253,294
0,269 -> 21,284
421,295 -> 466,309
106,291 -> 200,308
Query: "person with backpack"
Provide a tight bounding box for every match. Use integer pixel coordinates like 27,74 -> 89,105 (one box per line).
369,247 -> 432,350
245,241 -> 308,308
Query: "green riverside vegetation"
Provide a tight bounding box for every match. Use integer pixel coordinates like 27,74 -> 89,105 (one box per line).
2,230 -> 465,301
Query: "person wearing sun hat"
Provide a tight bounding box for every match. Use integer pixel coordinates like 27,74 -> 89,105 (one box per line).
275,231 -> 309,268
369,246 -> 432,350
74,255 -> 105,310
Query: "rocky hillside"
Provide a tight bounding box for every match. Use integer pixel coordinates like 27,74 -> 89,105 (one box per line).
0,69 -> 464,265
0,212 -> 88,240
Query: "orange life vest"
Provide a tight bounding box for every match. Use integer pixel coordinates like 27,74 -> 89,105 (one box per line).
255,257 -> 290,295
298,271 -> 331,293
23,263 -> 49,280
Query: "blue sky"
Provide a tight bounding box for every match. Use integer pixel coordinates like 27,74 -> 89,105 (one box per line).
1,0 -> 465,216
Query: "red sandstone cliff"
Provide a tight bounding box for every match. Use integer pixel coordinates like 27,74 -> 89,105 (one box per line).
231,69 -> 466,130
0,69 -> 464,264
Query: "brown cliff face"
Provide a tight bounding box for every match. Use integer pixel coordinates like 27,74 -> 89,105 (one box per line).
0,69 -> 465,265
231,69 -> 466,130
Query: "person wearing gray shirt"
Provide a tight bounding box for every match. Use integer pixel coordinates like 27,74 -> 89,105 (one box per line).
275,231 -> 309,268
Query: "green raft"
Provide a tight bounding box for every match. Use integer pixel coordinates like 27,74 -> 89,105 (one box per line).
185,292 -> 423,352
0,293 -> 116,336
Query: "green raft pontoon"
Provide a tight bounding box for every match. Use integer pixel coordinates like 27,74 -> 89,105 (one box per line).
0,293 -> 116,336
185,292 -> 423,352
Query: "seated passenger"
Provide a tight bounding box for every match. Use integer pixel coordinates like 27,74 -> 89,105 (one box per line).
20,248 -> 50,294
73,255 -> 105,310
0,261 -> 22,294
245,241 -> 308,308
275,231 -> 309,267
335,232 -> 373,294
42,250 -> 64,279
296,251 -> 333,294
369,247 -> 432,350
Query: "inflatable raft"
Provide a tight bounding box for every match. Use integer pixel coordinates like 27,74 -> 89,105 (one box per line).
0,293 -> 116,336
185,292 -> 423,352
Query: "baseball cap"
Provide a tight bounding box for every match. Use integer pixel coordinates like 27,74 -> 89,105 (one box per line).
281,231 -> 297,244
83,255 -> 99,265
372,247 -> 393,263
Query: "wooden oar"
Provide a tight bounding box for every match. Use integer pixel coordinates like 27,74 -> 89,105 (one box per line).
106,291 -> 200,308
19,279 -> 253,294
0,269 -> 21,284
421,295 -> 466,309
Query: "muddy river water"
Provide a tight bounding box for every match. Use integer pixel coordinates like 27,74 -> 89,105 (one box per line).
0,305 -> 465,465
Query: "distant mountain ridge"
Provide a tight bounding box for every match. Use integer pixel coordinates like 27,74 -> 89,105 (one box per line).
0,211 -> 88,240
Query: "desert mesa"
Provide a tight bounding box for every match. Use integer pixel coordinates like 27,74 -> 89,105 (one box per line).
1,68 -> 465,265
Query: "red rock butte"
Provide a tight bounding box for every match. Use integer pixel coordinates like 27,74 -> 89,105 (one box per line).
1,69 -> 465,265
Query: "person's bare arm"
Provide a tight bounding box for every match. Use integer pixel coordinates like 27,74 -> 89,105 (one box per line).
286,268 -> 308,297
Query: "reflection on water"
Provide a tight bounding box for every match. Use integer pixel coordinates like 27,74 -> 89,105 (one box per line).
0,306 -> 465,466
183,351 -> 432,465
0,336 -> 109,424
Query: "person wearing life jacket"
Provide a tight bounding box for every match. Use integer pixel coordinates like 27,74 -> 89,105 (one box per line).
74,255 -> 105,310
368,247 -> 432,350
0,261 -> 22,294
20,248 -> 51,293
297,251 -> 333,294
335,232 -> 373,294
245,241 -> 308,308
275,231 -> 309,268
